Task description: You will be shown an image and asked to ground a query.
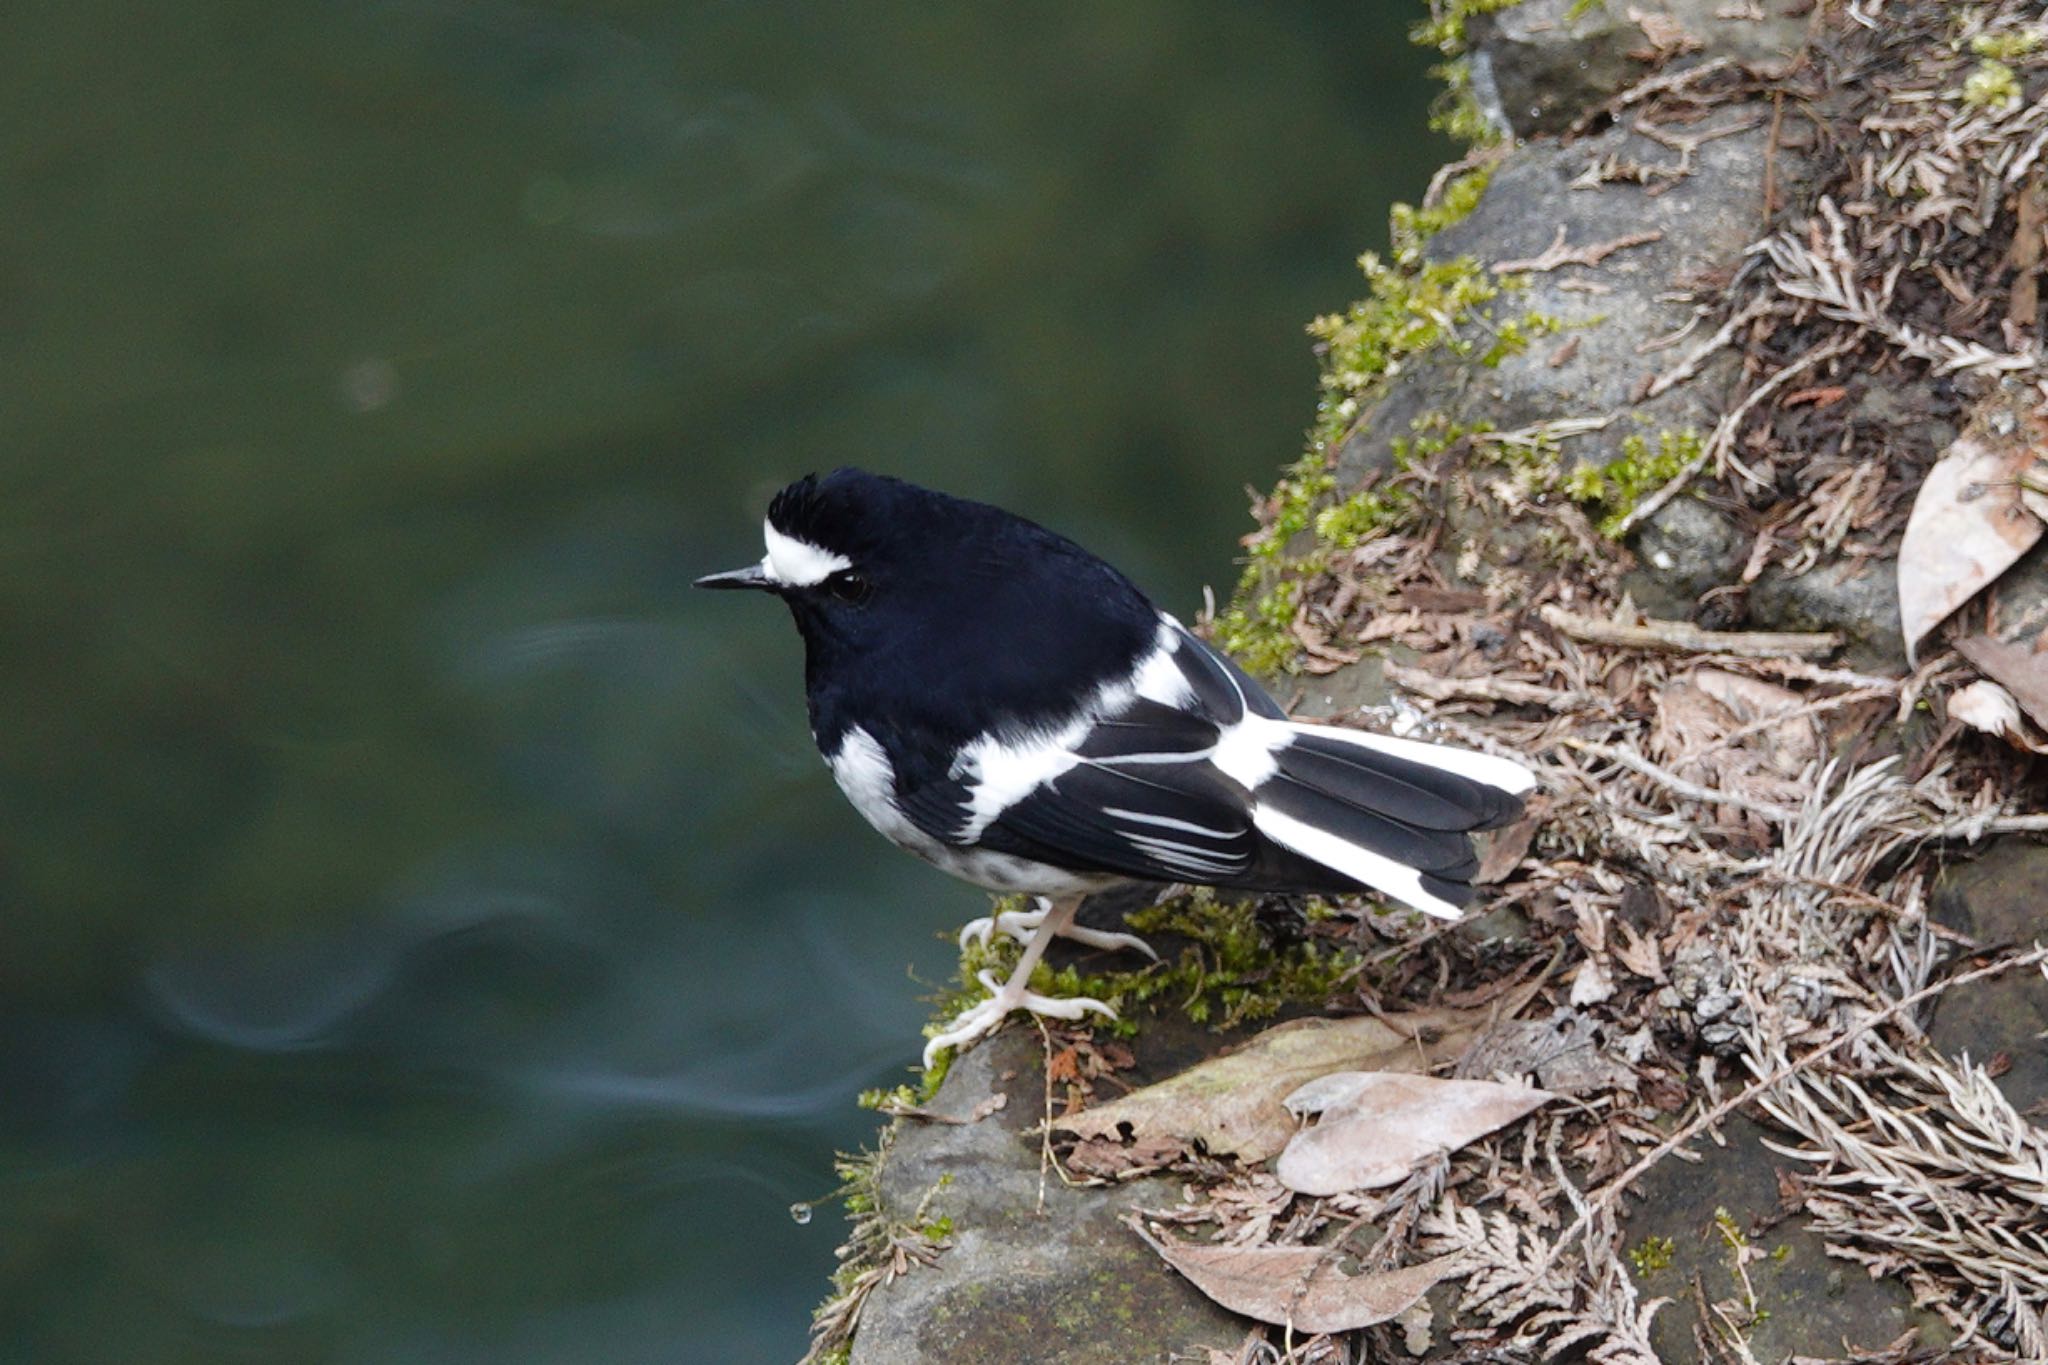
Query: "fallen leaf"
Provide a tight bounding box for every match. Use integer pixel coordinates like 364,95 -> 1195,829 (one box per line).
1946,679 -> 2048,753
1569,955 -> 1615,1007
1898,430 -> 2045,664
1955,632 -> 2048,733
1475,814 -> 1540,884
1052,982 -> 1542,1162
1612,919 -> 1666,983
1949,679 -> 2024,737
1274,1073 -> 1554,1196
1691,669 -> 1808,757
1064,1132 -> 1184,1181
1128,1217 -> 1458,1333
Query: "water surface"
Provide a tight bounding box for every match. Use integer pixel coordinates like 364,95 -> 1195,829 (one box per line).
0,2 -> 1445,1359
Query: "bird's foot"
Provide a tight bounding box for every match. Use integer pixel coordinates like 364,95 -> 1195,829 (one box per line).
956,898 -> 1159,961
921,967 -> 1117,1070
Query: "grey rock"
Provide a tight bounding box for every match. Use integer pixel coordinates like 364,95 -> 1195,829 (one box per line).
1623,496 -> 1745,618
1472,0 -> 1811,139
851,1022 -> 1250,1365
1748,555 -> 1903,669
1931,838 -> 2048,1112
1330,113 -> 1782,625
1342,111 -> 1777,486
1621,1112 -> 1939,1361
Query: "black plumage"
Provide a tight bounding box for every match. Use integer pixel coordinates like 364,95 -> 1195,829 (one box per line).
698,468 -> 1537,1061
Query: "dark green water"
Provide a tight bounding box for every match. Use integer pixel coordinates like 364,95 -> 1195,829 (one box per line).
0,3 -> 1444,1360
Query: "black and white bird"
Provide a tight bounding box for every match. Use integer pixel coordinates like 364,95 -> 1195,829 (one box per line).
698,469 -> 1535,1066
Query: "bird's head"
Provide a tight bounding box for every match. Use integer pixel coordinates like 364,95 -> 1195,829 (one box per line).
694,468 -> 929,645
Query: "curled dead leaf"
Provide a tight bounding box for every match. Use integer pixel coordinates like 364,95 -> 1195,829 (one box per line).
1274,1073 -> 1554,1196
1898,430 -> 2045,664
1947,679 -> 2048,754
1127,1215 -> 1458,1334
1954,632 -> 2048,733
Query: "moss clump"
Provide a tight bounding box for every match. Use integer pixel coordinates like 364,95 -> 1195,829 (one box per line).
1054,889 -> 1359,1032
1971,27 -> 2042,62
1962,57 -> 2023,108
1413,1 -> 1523,145
1564,428 -> 1701,536
1315,486 -> 1417,550
1629,1234 -> 1676,1277
1217,241 -> 1552,673
921,890 -> 1357,1051
1412,0 -> 1524,57
1389,167 -> 1494,258
801,1149 -> 954,1365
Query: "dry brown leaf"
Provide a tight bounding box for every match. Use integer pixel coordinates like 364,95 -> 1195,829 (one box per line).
1898,431 -> 2045,664
1612,919 -> 1666,983
1052,981 -> 1542,1162
1129,1217 -> 1458,1334
1475,813 -> 1541,885
1690,669 -> 1812,770
1275,1072 -> 1554,1196
1945,678 -> 2048,754
1064,1132 -> 1184,1181
1955,632 -> 2048,733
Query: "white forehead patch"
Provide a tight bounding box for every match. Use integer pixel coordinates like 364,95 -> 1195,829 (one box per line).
761,521 -> 852,587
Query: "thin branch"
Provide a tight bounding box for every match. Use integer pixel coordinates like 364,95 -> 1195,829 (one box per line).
1564,739 -> 1800,822
1539,604 -> 1841,659
1493,228 -> 1665,275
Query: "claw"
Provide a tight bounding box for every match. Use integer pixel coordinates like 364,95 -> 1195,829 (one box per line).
954,896 -> 1158,961
923,895 -> 1123,1070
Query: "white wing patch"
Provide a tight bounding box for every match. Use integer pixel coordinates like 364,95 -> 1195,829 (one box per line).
955,731 -> 1083,840
954,624 -> 1202,838
762,521 -> 852,587
1211,714 -> 1286,789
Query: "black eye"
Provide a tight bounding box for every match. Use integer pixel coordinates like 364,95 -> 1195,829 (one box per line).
824,569 -> 871,604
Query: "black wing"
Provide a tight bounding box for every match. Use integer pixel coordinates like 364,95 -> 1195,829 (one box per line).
964,629 -> 1266,884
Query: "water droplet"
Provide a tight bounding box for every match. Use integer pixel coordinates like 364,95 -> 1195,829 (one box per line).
789,1202 -> 813,1225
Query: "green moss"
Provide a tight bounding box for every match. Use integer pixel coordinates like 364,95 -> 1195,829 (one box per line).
919,889 -> 1357,1055
1564,428 -> 1701,537
1972,28 -> 2042,62
1413,0 -> 1523,144
1629,1234 -> 1676,1277
1218,165 -> 1547,674
1058,889 -> 1360,1033
1308,253 -> 1509,448
1963,57 -> 2022,108
1412,0 -> 1524,56
1390,167 -> 1494,257
803,1146 -> 956,1362
1213,570 -> 1307,677
1426,59 -> 1503,145
1392,411 -> 1495,469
